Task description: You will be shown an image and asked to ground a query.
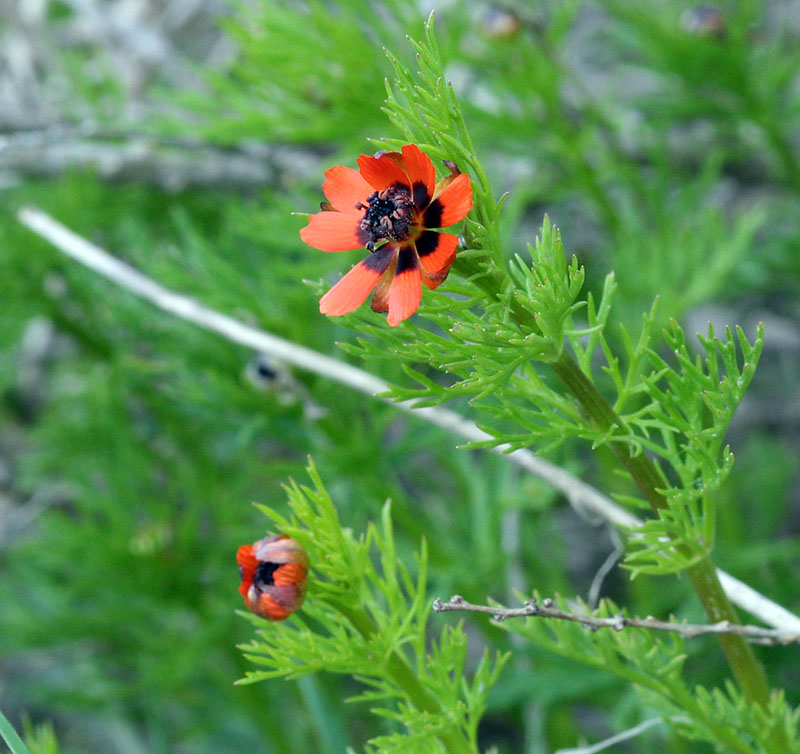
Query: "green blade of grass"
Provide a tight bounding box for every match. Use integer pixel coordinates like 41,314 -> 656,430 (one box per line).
0,708 -> 33,754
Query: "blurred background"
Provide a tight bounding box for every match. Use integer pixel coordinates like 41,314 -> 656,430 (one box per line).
1,1 -> 799,752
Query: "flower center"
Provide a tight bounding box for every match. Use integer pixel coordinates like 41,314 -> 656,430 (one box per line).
254,560 -> 280,587
358,186 -> 415,251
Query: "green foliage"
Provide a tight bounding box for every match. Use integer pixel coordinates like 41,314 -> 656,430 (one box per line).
605,0 -> 800,187
174,0 -> 418,146
3,1 -> 800,753
622,322 -> 763,576
379,15 -> 503,272
239,461 -> 508,754
22,718 -> 59,754
611,197 -> 766,327
310,15 -> 794,751
350,207 -> 760,577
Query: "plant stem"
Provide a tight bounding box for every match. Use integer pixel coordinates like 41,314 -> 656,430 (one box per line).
455,253 -> 781,745
550,352 -> 785,749
549,353 -> 669,513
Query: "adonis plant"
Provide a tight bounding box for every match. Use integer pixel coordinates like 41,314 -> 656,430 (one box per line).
229,17 -> 800,754
5,6 -> 800,754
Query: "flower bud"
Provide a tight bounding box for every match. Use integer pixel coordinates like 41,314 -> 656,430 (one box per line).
237,534 -> 309,621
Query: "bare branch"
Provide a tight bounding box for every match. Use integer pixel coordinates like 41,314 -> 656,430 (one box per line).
433,596 -> 800,646
17,206 -> 800,634
554,717 -> 672,754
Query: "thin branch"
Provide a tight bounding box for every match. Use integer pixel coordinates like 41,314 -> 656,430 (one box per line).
17,206 -> 800,634
432,595 -> 800,646
554,717 -> 672,754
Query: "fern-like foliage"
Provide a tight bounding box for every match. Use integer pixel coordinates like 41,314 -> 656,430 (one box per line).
239,461 -> 507,754
341,15 -> 764,580
621,321 -> 763,576
170,0 -> 419,146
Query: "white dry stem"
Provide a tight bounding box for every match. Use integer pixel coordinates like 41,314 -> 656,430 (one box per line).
553,717 -> 673,754
18,206 -> 800,633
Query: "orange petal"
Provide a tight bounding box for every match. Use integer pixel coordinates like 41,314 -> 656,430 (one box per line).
435,173 -> 473,227
401,144 -> 436,207
254,592 -> 291,621
387,248 -> 422,326
415,231 -> 458,275
425,172 -> 473,229
357,152 -> 410,191
370,257 -> 398,313
323,165 -> 373,213
319,246 -> 395,316
237,545 -> 258,599
273,562 -> 308,587
300,211 -> 368,252
236,544 -> 257,570
415,231 -> 458,289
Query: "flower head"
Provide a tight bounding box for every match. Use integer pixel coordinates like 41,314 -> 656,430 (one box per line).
300,144 -> 473,326
237,533 -> 309,621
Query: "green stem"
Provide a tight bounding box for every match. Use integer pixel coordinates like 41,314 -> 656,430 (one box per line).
686,558 -> 773,703
335,603 -> 473,754
549,353 -> 669,513
550,352 -> 785,750
0,708 -> 32,754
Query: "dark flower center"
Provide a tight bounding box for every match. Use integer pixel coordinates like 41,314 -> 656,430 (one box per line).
254,560 -> 280,588
358,186 -> 415,251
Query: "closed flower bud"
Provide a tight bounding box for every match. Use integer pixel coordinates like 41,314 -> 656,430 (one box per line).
237,534 -> 309,621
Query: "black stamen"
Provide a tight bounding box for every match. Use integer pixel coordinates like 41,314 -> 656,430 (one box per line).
359,185 -> 415,249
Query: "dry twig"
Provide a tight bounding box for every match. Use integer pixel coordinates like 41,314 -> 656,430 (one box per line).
433,595 -> 800,646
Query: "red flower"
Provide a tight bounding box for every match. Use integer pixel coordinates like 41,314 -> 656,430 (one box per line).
237,534 -> 309,621
300,144 -> 473,326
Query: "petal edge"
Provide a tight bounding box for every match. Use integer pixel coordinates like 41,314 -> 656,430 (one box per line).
401,144 -> 436,206
435,173 -> 473,228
